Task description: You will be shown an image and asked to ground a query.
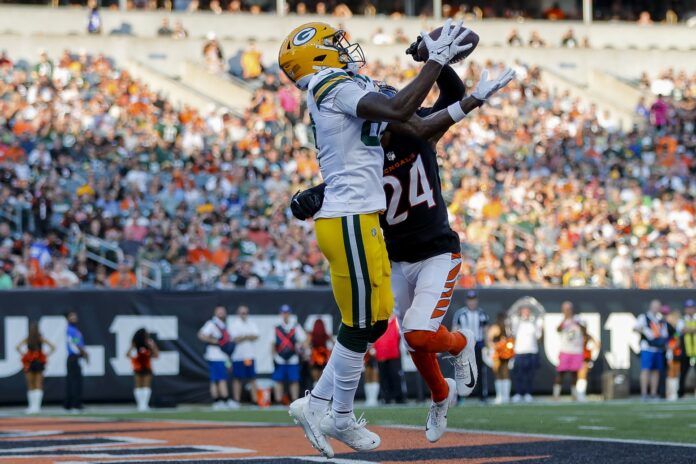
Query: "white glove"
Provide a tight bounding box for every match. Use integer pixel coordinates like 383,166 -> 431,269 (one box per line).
420,19 -> 473,66
471,67 -> 516,102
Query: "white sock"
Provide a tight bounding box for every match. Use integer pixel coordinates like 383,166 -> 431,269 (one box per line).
142,387 -> 151,409
494,380 -> 502,401
365,382 -> 380,405
26,390 -> 34,412
666,378 -> 679,401
330,341 -> 366,428
503,379 -> 512,401
571,386 -> 578,400
553,383 -> 561,398
576,379 -> 587,401
310,357 -> 334,412
34,389 -> 43,412
134,388 -> 142,409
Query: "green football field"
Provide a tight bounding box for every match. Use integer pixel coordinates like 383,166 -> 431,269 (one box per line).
79,399 -> 696,445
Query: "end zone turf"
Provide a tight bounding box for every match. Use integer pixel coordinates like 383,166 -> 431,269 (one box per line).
1,401 -> 695,464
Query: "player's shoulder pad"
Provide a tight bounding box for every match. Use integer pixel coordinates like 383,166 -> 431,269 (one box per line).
309,68 -> 352,107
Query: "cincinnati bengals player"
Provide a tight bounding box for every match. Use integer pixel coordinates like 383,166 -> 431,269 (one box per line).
292,46 -> 515,442
280,20 -> 475,457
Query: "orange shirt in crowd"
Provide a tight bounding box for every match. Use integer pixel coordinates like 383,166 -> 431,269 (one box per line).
107,271 -> 137,288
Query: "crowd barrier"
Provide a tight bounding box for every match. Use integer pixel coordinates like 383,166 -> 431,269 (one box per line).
0,289 -> 693,404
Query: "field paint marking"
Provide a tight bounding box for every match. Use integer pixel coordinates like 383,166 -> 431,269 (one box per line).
0,436 -> 163,453
385,424 -> 696,448
67,456 -> 375,464
0,430 -> 61,438
578,426 -> 614,431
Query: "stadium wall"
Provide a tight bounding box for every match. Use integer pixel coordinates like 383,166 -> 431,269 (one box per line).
0,289 -> 693,405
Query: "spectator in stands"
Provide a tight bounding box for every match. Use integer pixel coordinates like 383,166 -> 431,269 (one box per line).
198,306 -> 235,410
157,18 -> 173,37
635,299 -> 669,400
453,290 -> 490,402
333,3 -> 352,17
172,20 -> 189,39
560,28 -> 578,48
650,95 -> 669,129
528,31 -> 547,48
229,305 -> 259,405
637,11 -> 653,25
315,2 -> 326,14
16,322 -> 55,414
507,28 -> 523,46
86,0 -> 102,35
372,27 -> 394,45
127,328 -> 159,411
0,263 -> 13,289
374,315 -> 405,404
272,305 -> 305,404
241,40 -> 263,80
64,311 -> 88,412
51,258 -> 80,288
553,301 -> 587,400
511,305 -> 543,402
543,2 -> 566,20
202,32 -> 224,74
107,262 -> 137,289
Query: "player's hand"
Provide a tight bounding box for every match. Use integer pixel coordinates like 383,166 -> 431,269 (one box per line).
290,187 -> 324,220
471,67 -> 516,102
405,36 -> 425,62
421,19 -> 473,66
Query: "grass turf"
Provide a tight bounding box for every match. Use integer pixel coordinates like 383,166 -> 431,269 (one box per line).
78,399 -> 696,445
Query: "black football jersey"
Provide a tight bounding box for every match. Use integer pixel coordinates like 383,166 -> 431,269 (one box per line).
379,132 -> 460,263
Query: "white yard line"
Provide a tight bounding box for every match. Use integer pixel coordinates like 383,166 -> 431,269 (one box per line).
384,424 -> 696,448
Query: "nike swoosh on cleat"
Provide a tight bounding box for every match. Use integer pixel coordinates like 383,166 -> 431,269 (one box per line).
464,365 -> 476,388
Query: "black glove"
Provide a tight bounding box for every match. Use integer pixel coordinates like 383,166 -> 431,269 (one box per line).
290,184 -> 326,220
405,36 -> 425,62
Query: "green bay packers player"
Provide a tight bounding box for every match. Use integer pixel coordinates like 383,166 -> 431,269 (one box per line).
279,20 -> 473,457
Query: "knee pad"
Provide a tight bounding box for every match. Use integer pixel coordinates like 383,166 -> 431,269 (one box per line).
368,320 -> 388,343
337,324 -> 372,353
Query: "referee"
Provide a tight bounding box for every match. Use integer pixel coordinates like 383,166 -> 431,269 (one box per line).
452,291 -> 490,402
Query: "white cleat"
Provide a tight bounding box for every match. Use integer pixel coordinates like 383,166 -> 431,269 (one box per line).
450,328 -> 478,397
289,394 -> 334,458
425,378 -> 457,443
320,411 -> 381,452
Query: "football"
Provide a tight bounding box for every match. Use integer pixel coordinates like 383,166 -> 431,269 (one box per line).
417,25 -> 479,63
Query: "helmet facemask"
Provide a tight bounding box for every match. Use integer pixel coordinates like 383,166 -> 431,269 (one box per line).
329,30 -> 365,74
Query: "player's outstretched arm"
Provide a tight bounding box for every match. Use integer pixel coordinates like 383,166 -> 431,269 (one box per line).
356,20 -> 472,123
391,67 -> 516,142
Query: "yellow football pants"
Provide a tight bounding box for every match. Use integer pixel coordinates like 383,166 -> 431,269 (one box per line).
315,213 -> 393,329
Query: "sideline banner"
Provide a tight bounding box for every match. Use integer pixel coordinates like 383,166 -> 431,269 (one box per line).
0,289 -> 692,404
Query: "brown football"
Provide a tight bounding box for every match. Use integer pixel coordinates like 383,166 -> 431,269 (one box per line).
417,26 -> 479,63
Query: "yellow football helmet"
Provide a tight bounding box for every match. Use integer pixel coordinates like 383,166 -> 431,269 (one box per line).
278,22 -> 365,89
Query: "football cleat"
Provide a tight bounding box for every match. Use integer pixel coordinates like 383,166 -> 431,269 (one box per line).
320,411 -> 380,452
450,328 -> 478,396
425,378 -> 457,443
289,394 -> 334,458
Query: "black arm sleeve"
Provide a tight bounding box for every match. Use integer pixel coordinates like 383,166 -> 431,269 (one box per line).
430,65 -> 466,114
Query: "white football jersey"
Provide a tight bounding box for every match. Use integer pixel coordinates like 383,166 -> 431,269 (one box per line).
306,68 -> 387,218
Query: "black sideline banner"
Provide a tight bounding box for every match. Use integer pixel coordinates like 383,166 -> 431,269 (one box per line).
0,289 -> 693,404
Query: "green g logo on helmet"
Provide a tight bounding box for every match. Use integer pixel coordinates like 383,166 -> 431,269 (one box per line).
293,27 -> 317,46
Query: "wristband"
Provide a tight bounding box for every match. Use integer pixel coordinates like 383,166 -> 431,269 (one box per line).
447,102 -> 467,122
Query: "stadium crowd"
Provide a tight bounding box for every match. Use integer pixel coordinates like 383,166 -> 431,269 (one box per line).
0,47 -> 694,290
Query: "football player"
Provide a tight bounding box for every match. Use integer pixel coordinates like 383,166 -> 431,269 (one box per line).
291,45 -> 515,443
279,20 -> 474,457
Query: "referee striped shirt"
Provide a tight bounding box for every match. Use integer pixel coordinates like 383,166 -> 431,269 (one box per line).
452,307 -> 490,343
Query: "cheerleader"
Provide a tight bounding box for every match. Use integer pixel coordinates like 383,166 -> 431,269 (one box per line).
16,322 -> 55,414
308,319 -> 332,386
128,328 -> 159,411
487,312 -> 513,404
